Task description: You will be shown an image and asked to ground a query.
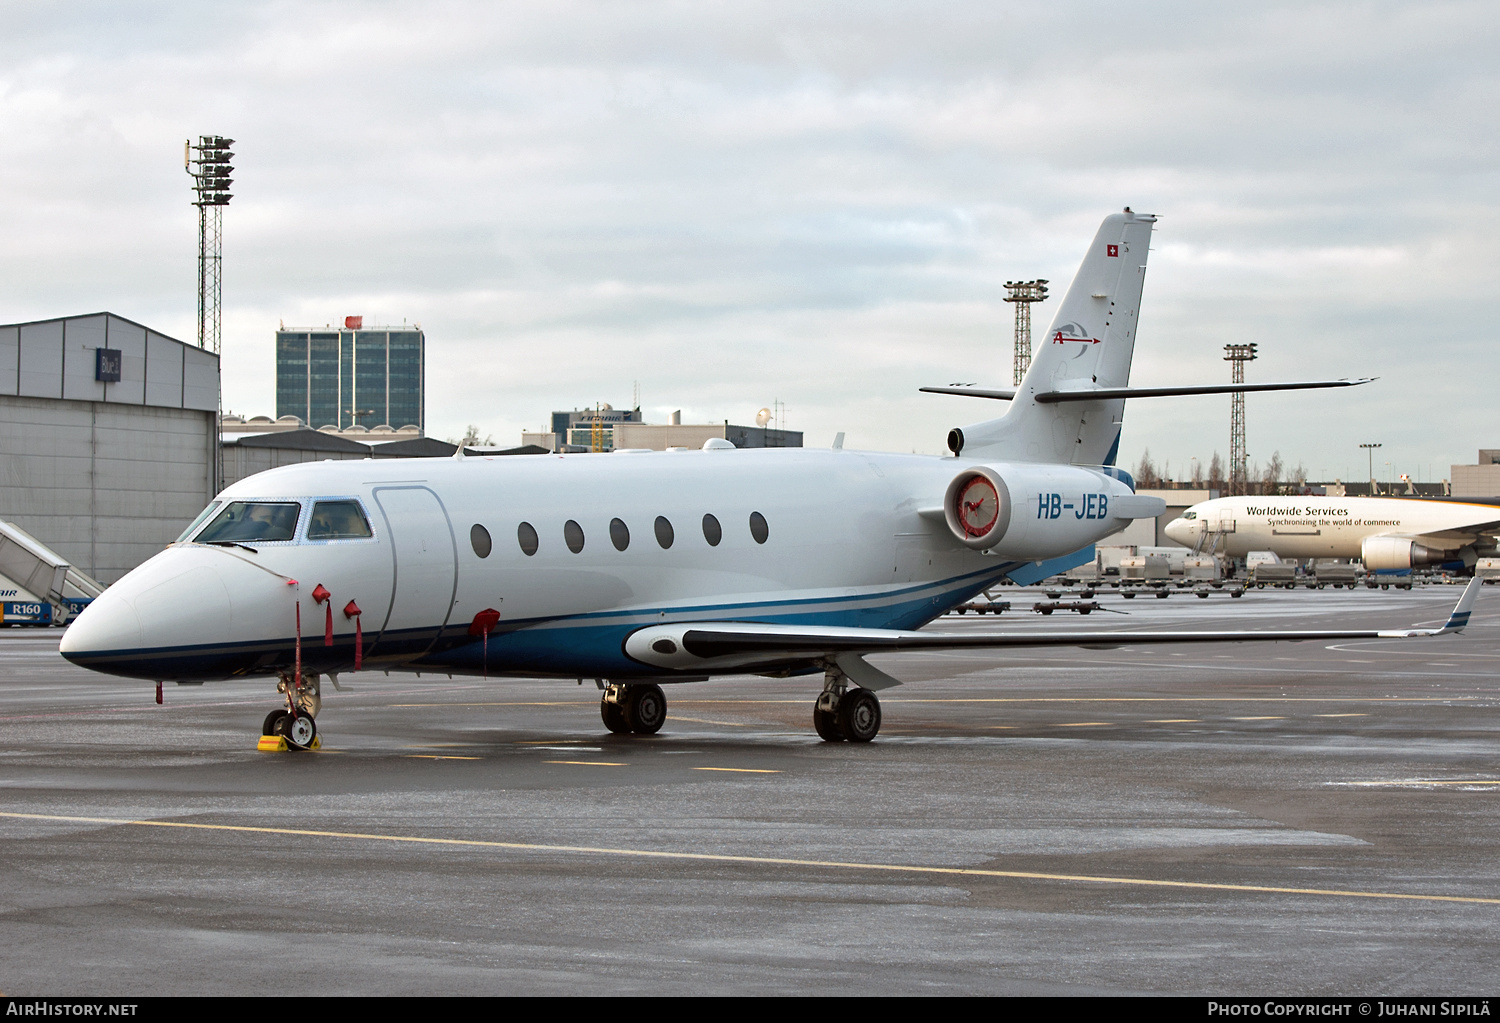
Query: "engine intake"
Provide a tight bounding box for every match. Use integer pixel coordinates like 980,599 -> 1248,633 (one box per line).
1361,535 -> 1445,571
943,467 -> 1012,549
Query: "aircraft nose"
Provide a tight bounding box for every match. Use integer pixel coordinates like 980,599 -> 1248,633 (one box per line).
1163,517 -> 1192,545
60,547 -> 241,680
59,586 -> 143,661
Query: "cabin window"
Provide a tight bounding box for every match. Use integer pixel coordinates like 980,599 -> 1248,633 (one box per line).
307,500 -> 374,540
702,513 -> 722,547
564,519 -> 586,554
196,502 -> 301,543
654,515 -> 674,549
177,501 -> 222,542
610,518 -> 630,551
470,523 -> 492,558
518,522 -> 540,556
749,511 -> 769,544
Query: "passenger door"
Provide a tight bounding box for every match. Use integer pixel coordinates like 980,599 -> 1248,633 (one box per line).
369,486 -> 459,659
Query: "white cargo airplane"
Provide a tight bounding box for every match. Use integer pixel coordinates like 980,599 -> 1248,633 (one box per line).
1165,495 -> 1500,570
60,210 -> 1478,749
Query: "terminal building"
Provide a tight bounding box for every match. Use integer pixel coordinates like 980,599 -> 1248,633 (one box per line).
524,407 -> 802,452
218,414 -> 546,489
1451,450 -> 1500,497
275,317 -> 424,432
0,312 -> 219,584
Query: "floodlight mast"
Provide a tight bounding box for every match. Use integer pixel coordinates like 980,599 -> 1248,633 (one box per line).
185,135 -> 233,493
1223,343 -> 1258,496
185,135 -> 234,355
1003,279 -> 1049,386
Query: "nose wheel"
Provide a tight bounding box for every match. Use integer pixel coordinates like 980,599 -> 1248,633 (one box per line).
262,709 -> 318,749
600,682 -> 667,734
262,673 -> 321,750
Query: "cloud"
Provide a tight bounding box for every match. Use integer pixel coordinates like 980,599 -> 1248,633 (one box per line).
0,1 -> 1496,481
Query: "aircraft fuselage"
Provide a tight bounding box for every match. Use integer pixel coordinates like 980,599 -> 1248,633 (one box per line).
1164,495 -> 1500,560
61,447 -> 1139,683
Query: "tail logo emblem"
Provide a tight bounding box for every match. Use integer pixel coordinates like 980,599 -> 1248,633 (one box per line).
1051,321 -> 1103,346
1107,244 -> 1119,256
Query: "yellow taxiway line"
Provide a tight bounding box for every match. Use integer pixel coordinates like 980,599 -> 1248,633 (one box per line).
692,767 -> 781,774
1,811 -> 1495,907
543,760 -> 628,767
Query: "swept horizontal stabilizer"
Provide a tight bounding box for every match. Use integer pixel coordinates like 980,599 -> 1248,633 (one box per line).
1034,379 -> 1374,403
919,386 -> 1017,401
923,379 -> 1373,403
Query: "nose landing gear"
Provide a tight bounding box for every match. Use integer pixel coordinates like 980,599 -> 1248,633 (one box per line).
260,672 -> 322,751
600,682 -> 667,735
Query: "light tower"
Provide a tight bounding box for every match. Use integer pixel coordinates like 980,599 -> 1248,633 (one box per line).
185,135 -> 234,353
1223,343 -> 1258,495
1003,279 -> 1049,386
1360,443 -> 1383,495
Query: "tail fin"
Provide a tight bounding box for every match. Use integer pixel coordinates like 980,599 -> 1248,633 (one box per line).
955,209 -> 1156,466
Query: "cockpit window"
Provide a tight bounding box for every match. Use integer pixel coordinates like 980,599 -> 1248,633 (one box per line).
176,501 -> 222,542
1183,511 -> 1197,520
196,502 -> 301,543
307,500 -> 374,540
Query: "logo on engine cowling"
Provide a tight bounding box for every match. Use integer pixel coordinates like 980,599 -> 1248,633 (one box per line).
944,468 -> 1013,550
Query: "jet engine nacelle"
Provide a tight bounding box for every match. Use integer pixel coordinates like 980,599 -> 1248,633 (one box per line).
1361,535 -> 1446,571
941,463 -> 1159,558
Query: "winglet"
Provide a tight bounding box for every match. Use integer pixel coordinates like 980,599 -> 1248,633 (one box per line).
1439,577 -> 1484,634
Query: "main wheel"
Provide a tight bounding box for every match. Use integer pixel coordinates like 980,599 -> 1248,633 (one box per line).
600,697 -> 630,734
262,709 -> 288,736
837,688 -> 881,743
813,704 -> 844,742
623,684 -> 667,734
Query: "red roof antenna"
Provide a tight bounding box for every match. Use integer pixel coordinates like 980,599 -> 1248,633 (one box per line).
344,315 -> 363,330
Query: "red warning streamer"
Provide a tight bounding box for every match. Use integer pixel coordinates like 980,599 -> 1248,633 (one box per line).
312,584 -> 333,647
294,600 -> 302,690
343,600 -> 363,671
469,608 -> 502,679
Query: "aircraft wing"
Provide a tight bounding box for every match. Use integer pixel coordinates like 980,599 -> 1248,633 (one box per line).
623,579 -> 1482,686
1400,521 -> 1500,546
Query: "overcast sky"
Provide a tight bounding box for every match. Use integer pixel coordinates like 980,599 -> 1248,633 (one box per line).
3,1 -> 1496,483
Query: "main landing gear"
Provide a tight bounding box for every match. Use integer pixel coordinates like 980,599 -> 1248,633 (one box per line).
600,682 -> 667,735
263,672 -> 321,750
813,666 -> 882,743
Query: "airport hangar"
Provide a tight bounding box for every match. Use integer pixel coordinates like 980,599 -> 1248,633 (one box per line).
0,312 -> 220,586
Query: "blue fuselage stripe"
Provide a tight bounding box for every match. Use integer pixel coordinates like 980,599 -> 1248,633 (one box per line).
64,562 -> 1023,680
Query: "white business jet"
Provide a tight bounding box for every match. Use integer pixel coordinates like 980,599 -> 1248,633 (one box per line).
1165,495 -> 1500,570
60,210 -> 1477,749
